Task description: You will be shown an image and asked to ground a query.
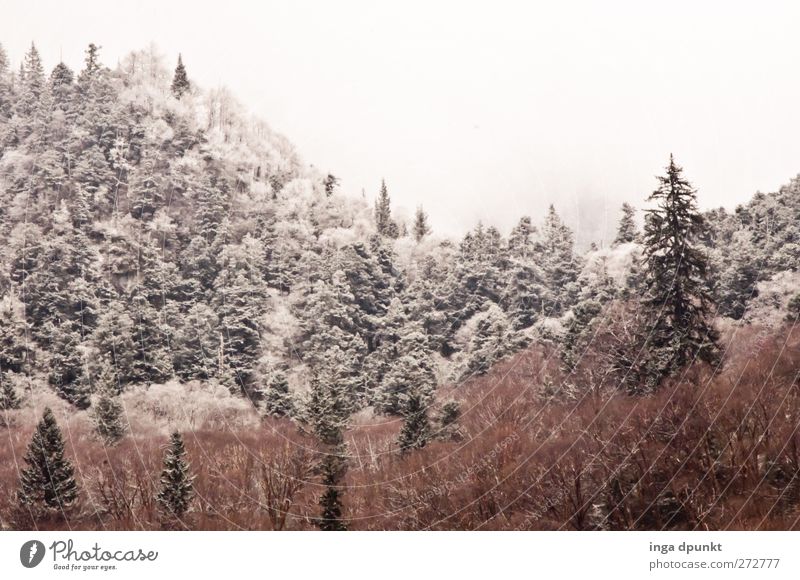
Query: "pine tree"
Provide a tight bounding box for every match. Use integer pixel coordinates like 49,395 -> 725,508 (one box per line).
91,301 -> 136,388
0,42 -> 11,119
47,322 -> 90,409
413,206 -> 431,242
436,400 -> 463,441
171,54 -> 190,99
374,179 -> 398,238
0,296 -> 30,373
459,303 -> 524,380
397,390 -> 431,454
614,202 -> 638,245
78,43 -> 102,86
0,372 -> 21,410
787,293 -> 800,322
92,372 -> 126,444
157,432 -> 194,522
323,173 -> 339,197
18,407 -> 79,514
214,238 -> 269,395
539,205 -> 580,315
642,155 -> 720,383
18,43 -> 45,118
49,62 -> 75,112
263,371 -> 294,417
316,445 -> 347,531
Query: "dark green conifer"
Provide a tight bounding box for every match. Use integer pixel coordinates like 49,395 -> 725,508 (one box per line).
171,54 -> 190,98
18,407 -> 79,515
157,431 -> 194,522
642,155 -> 720,384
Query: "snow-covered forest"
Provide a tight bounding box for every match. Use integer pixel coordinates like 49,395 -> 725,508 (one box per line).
1,42 -> 799,531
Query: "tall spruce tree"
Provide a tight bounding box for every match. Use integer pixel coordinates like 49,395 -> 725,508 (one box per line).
642,155 -> 720,383
18,407 -> 79,515
614,202 -> 639,245
171,54 -> 190,98
157,431 -> 194,522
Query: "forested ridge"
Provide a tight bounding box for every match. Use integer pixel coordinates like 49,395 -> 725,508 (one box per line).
1,42 -> 799,530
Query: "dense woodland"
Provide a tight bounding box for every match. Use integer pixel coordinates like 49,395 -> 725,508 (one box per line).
0,43 -> 799,530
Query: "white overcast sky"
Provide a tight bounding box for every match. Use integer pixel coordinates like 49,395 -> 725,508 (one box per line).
3,0 -> 800,243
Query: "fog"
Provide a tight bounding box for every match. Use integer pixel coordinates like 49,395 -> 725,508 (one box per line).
4,0 -> 800,245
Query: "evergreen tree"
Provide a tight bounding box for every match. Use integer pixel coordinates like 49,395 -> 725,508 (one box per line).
614,202 -> 639,245
47,322 -> 90,409
413,206 -> 431,242
263,371 -> 294,417
172,303 -> 219,381
18,43 -> 45,118
171,54 -> 190,98
459,303 -> 525,381
323,173 -> 339,197
49,62 -> 75,112
157,432 -> 194,522
0,297 -> 30,373
91,300 -> 136,388
787,293 -> 800,322
397,390 -> 431,454
92,371 -> 126,444
0,42 -> 12,119
539,205 -> 580,315
0,372 -> 21,411
214,237 -> 269,395
712,229 -> 759,320
316,445 -> 347,531
78,43 -> 102,86
374,179 -> 398,238
508,216 -> 537,259
18,407 -> 79,514
642,155 -> 720,383
436,400 -> 463,441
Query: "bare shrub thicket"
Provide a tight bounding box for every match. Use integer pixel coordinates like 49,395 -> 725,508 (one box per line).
1,324 -> 798,530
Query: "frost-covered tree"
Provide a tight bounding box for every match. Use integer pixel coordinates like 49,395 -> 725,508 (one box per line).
263,371 -> 294,417
413,206 -> 431,242
18,43 -> 46,119
539,205 -> 580,315
613,202 -> 638,245
0,373 -> 21,411
171,54 -> 190,98
18,408 -> 79,515
214,237 -> 269,395
92,301 -> 136,388
459,304 -> 524,381
157,432 -> 194,523
374,179 -> 399,238
47,322 -> 90,409
323,173 -> 339,197
92,373 -> 126,444
642,155 -> 720,383
787,293 -> 800,322
397,390 -> 431,454
172,303 -> 219,381
0,297 -> 30,374
49,61 -> 75,112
